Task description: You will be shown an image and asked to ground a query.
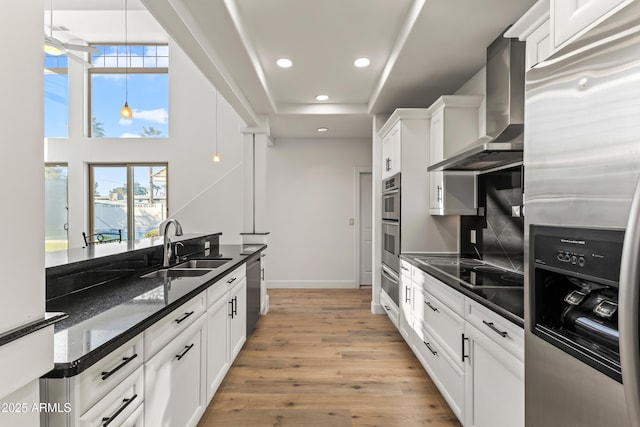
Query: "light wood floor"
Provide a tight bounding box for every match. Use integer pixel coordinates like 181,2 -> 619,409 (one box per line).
198,288 -> 462,427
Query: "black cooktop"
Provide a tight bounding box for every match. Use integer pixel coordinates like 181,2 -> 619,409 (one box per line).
413,256 -> 524,288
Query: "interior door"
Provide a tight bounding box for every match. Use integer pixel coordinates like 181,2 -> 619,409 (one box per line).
359,172 -> 372,285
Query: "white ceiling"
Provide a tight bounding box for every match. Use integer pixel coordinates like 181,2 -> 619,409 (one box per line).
47,0 -> 536,139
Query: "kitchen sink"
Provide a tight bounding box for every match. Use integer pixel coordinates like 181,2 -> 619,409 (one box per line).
173,259 -> 231,269
140,268 -> 212,279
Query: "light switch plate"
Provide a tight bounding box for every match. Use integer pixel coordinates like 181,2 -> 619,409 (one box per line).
204,241 -> 210,249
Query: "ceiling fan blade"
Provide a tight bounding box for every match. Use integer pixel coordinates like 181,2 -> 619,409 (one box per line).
65,51 -> 94,68
62,43 -> 99,54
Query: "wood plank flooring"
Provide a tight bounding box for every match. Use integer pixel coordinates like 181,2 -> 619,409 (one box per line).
198,288 -> 462,427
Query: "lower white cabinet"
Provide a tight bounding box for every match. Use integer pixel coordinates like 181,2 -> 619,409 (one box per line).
206,293 -> 230,403
463,321 -> 524,427
399,265 -> 524,427
380,290 -> 399,329
144,314 -> 207,427
229,277 -> 247,361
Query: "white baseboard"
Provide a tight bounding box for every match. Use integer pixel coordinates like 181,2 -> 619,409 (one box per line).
267,280 -> 357,289
371,301 -> 386,315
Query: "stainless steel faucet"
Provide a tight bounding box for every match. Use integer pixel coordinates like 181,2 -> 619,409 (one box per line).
161,219 -> 184,267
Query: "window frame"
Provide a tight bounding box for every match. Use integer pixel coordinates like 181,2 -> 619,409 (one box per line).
44,53 -> 69,139
87,43 -> 168,138
89,162 -> 169,241
45,163 -> 69,252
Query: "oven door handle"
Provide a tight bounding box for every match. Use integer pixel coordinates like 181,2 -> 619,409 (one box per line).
381,265 -> 399,284
620,176 -> 640,427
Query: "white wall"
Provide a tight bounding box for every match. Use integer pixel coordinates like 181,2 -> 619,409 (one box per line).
266,138 -> 372,288
46,39 -> 246,248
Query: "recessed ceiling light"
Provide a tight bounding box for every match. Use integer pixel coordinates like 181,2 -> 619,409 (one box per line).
317,127 -> 329,132
315,94 -> 329,101
276,58 -> 293,68
354,57 -> 371,68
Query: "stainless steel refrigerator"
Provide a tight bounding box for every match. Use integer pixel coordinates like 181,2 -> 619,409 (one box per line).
524,4 -> 640,427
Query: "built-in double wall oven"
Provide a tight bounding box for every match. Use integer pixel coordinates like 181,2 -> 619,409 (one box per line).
382,173 -> 400,305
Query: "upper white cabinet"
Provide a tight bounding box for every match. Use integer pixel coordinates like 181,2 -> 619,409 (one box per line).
552,0 -> 634,49
381,122 -> 401,179
427,95 -> 482,215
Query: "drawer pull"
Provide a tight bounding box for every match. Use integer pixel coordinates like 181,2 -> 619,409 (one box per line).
100,354 -> 138,381
423,341 -> 438,356
425,301 -> 439,312
227,277 -> 237,284
461,334 -> 469,362
384,305 -> 390,311
101,394 -> 137,426
483,320 -> 508,337
401,265 -> 409,271
175,311 -> 195,324
176,344 -> 195,361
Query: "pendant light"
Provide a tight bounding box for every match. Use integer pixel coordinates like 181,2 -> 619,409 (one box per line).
120,0 -> 132,119
212,90 -> 221,162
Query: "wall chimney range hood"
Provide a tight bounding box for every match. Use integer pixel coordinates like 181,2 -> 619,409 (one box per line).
428,33 -> 525,172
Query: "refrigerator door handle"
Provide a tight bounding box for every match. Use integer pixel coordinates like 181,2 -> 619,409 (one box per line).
620,177 -> 640,427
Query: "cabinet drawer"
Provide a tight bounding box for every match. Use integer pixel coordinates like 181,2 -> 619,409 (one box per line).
412,267 -> 427,287
120,402 -> 144,427
78,366 -> 143,427
414,327 -> 464,420
465,298 -> 524,361
380,290 -> 399,330
400,260 -> 412,279
207,265 -> 246,308
144,293 -> 206,361
421,290 -> 465,365
77,334 -> 143,415
425,274 -> 465,316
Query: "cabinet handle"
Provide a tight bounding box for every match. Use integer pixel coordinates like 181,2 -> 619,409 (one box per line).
404,286 -> 411,303
228,300 -> 234,318
174,311 -> 195,324
227,277 -> 237,284
232,296 -> 238,316
401,265 -> 409,271
425,301 -> 438,312
461,334 -> 469,362
483,320 -> 508,337
423,341 -> 438,356
437,185 -> 443,203
261,268 -> 265,280
101,394 -> 138,426
100,354 -> 138,381
176,343 -> 195,361
384,305 -> 390,311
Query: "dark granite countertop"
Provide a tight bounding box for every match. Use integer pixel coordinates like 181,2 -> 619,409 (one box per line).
400,254 -> 524,327
45,243 -> 265,378
0,312 -> 68,348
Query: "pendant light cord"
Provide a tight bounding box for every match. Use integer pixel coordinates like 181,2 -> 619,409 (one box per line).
124,0 -> 128,103
215,91 -> 219,154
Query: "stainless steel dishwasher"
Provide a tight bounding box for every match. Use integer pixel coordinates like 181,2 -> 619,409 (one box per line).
246,254 -> 261,336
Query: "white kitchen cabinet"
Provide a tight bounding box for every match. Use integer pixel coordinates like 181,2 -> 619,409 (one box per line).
144,313 -> 207,427
427,95 -> 482,215
381,122 -> 401,179
206,292 -> 230,403
77,366 -> 144,427
463,299 -> 524,427
552,0 -> 634,50
399,273 -> 413,341
40,334 -> 144,427
380,289 -> 399,329
420,288 -> 465,367
229,277 -> 247,361
504,1 -> 552,70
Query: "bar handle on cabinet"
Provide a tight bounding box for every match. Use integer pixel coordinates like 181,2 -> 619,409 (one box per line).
175,344 -> 195,361
423,341 -> 437,356
174,311 -> 194,324
232,296 -> 238,317
227,277 -> 237,284
437,185 -> 443,203
228,300 -> 234,318
483,320 -> 508,337
425,301 -> 438,312
100,354 -> 138,381
404,286 -> 411,303
101,394 -> 138,426
461,334 -> 469,362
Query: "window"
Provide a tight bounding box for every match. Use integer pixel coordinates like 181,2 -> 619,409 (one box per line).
44,54 -> 68,138
89,45 -> 168,138
90,164 -> 168,240
45,164 -> 68,251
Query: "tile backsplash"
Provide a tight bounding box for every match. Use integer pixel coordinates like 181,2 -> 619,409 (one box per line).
460,166 -> 524,272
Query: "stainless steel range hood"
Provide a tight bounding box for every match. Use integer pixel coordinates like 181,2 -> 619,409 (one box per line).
428,34 -> 525,172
